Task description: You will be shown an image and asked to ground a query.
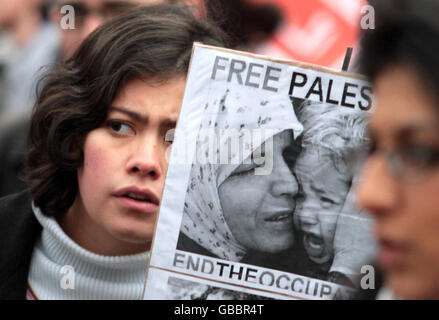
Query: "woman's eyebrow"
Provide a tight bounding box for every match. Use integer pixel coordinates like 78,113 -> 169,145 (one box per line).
396,122 -> 439,140
162,119 -> 178,128
109,105 -> 178,127
110,105 -> 146,122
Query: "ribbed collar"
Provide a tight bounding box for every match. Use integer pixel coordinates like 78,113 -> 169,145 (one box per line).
28,203 -> 149,300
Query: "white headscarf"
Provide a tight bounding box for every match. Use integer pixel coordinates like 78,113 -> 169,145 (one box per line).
181,86 -> 303,261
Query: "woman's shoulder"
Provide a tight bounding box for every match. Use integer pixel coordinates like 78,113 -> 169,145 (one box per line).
0,189 -> 41,248
0,189 -> 41,299
0,189 -> 41,245
0,189 -> 33,219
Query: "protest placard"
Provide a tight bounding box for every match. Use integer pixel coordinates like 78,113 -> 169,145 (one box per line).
143,43 -> 376,300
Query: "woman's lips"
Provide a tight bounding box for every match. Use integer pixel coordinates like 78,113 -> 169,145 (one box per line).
378,239 -> 408,271
263,210 -> 294,230
114,195 -> 159,214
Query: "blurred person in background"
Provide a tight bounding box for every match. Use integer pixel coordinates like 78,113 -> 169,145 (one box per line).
356,0 -> 439,299
0,0 -> 60,116
49,0 -> 151,60
0,0 -> 60,197
201,0 -> 283,50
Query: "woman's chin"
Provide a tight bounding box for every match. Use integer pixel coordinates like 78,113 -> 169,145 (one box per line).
251,235 -> 295,253
110,225 -> 153,246
387,271 -> 439,300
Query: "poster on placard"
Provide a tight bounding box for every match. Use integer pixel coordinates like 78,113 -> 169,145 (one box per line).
143,43 -> 377,300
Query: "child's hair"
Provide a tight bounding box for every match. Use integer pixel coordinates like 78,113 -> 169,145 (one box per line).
296,101 -> 369,176
26,4 -> 228,217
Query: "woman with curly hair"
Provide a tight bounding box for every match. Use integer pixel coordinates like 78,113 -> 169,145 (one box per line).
0,3 -> 226,300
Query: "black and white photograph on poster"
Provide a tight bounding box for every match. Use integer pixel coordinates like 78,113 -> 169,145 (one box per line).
165,277 -> 275,300
144,43 -> 377,300
176,95 -> 376,287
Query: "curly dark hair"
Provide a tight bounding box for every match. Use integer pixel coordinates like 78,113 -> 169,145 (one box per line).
26,3 -> 228,217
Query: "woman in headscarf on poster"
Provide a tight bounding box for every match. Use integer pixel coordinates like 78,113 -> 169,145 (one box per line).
177,85 -> 304,267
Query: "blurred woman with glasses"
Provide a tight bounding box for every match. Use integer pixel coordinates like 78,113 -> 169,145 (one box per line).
356,0 -> 439,299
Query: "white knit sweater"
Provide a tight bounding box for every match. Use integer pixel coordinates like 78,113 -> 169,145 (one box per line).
28,203 -> 149,300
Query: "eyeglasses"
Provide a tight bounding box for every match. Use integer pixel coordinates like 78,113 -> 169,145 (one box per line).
366,142 -> 439,180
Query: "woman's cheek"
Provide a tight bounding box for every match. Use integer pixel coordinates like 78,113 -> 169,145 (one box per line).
80,135 -> 114,194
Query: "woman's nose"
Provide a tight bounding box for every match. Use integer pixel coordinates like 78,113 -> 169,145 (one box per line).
271,157 -> 300,197
356,157 -> 399,218
126,137 -> 163,179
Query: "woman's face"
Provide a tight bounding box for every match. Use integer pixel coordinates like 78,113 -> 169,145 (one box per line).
294,147 -> 351,265
357,64 -> 439,299
66,77 -> 185,255
218,130 -> 300,253
0,0 -> 25,27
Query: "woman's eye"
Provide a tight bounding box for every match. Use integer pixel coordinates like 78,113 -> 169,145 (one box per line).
233,168 -> 255,177
403,144 -> 439,168
107,121 -> 134,136
367,140 -> 377,155
231,164 -> 258,177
